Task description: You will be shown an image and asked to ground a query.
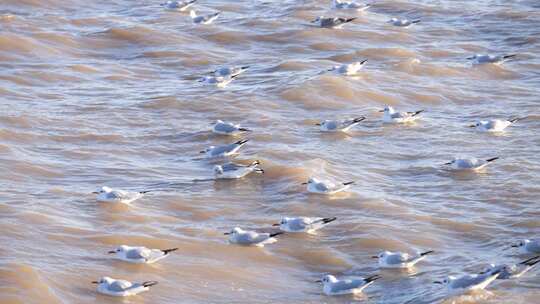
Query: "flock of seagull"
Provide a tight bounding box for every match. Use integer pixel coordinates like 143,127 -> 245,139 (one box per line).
86,0 -> 536,300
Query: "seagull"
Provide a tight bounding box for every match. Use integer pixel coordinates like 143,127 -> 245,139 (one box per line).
444,157 -> 499,171
467,54 -> 516,65
200,139 -> 249,158
302,177 -> 354,195
511,239 -> 540,254
93,186 -> 148,204
190,10 -> 220,24
372,250 -> 434,268
381,106 -> 424,123
434,270 -> 501,295
316,116 -> 366,132
161,0 -> 197,11
214,161 -> 264,179
311,16 -> 357,28
332,0 -> 371,11
328,60 -> 368,75
198,74 -> 239,88
92,277 -> 158,297
212,120 -> 251,136
224,227 -> 284,247
317,274 -> 380,296
388,18 -> 421,27
108,245 -> 178,264
469,118 -> 523,132
480,256 -> 540,280
273,217 -> 337,233
213,66 -> 250,78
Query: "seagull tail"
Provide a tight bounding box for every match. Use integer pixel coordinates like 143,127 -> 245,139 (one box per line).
345,17 -> 357,23
412,110 -> 424,116
188,0 -> 198,4
520,255 -> 540,267
503,54 -> 517,60
270,231 -> 285,238
360,59 -> 368,65
364,274 -> 381,283
234,139 -> 249,146
142,281 -> 159,288
161,248 -> 179,255
322,217 -> 337,224
485,157 -> 499,163
342,181 -> 355,186
509,117 -> 525,123
420,250 -> 434,256
139,190 -> 151,194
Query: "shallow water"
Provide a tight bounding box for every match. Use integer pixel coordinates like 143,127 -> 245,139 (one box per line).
1,0 -> 539,303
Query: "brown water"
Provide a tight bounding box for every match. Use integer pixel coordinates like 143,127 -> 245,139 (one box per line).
1,0 -> 540,303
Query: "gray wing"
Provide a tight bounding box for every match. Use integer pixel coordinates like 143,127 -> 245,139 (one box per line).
527,241 -> 540,253
215,123 -> 237,133
221,163 -> 246,171
330,279 -> 363,293
315,182 -> 330,192
109,280 -> 133,292
321,18 -> 338,27
211,144 -> 232,155
288,218 -> 309,231
453,275 -> 490,289
126,248 -> 147,259
325,121 -> 338,130
386,254 -> 408,264
236,232 -> 269,244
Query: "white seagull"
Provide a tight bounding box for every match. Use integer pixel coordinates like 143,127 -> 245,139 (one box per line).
311,16 -> 357,28
317,274 -> 380,296
214,161 -> 264,179
444,157 -> 499,171
467,54 -> 516,65
388,18 -> 421,27
469,117 -> 523,132
273,216 -> 337,234
511,239 -> 540,254
480,256 -> 540,280
332,0 -> 371,11
316,116 -> 366,132
434,270 -> 501,295
303,177 -> 354,195
381,105 -> 424,124
190,10 -> 220,24
93,186 -> 148,204
212,120 -> 251,136
213,66 -> 250,78
108,245 -> 178,264
372,250 -> 434,269
92,277 -> 158,297
328,60 -> 368,75
161,0 -> 197,11
198,75 -> 239,88
200,139 -> 249,158
224,227 -> 284,247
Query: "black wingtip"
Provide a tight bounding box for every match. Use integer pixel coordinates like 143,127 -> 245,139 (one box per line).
270,231 -> 285,238
241,66 -> 250,70
412,110 -> 424,116
238,127 -> 251,132
364,274 -> 381,283
322,217 -> 337,224
509,117 -> 525,123
139,190 -> 151,194
360,59 -> 368,65
353,116 -> 367,123
520,255 -> 540,266
503,54 -> 517,59
486,157 -> 499,162
342,181 -> 355,186
161,248 -> 179,254
346,17 -> 357,23
142,281 -> 158,287
234,139 -> 249,145
412,20 -> 421,24
420,250 -> 434,256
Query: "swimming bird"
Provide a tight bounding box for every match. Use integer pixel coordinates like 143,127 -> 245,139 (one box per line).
434,270 -> 501,295
467,54 -> 516,65
108,245 -> 178,264
214,161 -> 264,179
388,18 -> 420,27
190,10 -> 220,24
469,118 -> 523,132
212,120 -> 251,136
316,116 -> 366,132
92,277 -> 158,297
311,16 -> 357,28
480,256 -> 540,280
381,106 -> 424,123
372,250 -> 434,268
511,239 -> 540,254
328,60 -> 368,75
213,66 -> 250,78
303,177 -> 354,195
444,157 -> 499,171
332,0 -> 371,11
200,139 -> 249,158
317,274 -> 380,296
161,0 -> 197,11
224,227 -> 284,247
273,216 -> 337,233
93,186 -> 148,204
198,74 -> 238,88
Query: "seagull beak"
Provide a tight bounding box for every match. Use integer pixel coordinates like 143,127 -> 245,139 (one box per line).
272,223 -> 280,226
91,281 -> 99,284
510,244 -> 519,248
199,151 -> 206,154
468,124 -> 476,128
443,162 -> 452,165
378,110 -> 384,112
315,123 -> 321,126
433,281 -> 443,284
92,192 -> 99,194
371,256 -> 378,258
315,280 -> 322,283
223,232 -> 231,235
301,182 -> 308,185
466,57 -> 474,60
107,251 -> 116,254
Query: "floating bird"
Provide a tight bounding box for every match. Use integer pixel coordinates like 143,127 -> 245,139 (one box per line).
224,227 -> 284,247
214,161 -> 264,179
303,177 -> 354,195
316,116 -> 366,132
200,139 -> 249,158
372,250 -> 434,268
444,157 -> 499,171
511,239 -> 540,254
388,18 -> 420,27
381,106 -> 424,124
161,0 -> 197,11
213,66 -> 250,78
190,10 -> 220,24
311,16 -> 357,28
92,277 -> 158,297
212,120 -> 251,136
480,256 -> 540,280
332,0 -> 371,11
108,245 -> 178,264
434,270 -> 501,295
328,60 -> 368,75
198,75 -> 238,88
469,118 -> 523,132
467,54 -> 516,65
93,186 -> 148,204
317,274 -> 380,296
273,216 -> 337,233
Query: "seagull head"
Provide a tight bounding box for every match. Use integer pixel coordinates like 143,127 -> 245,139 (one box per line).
108,245 -> 129,255
469,122 -> 481,128
94,186 -> 112,194
380,105 -> 394,114
311,16 -> 323,23
511,239 -> 530,249
224,227 -> 243,236
467,54 -> 480,60
213,165 -> 224,175
444,158 -> 456,165
92,276 -> 113,285
273,217 -> 291,227
433,277 -> 452,285
200,146 -> 214,154
302,177 -> 317,185
389,18 -> 398,23
372,251 -> 391,259
317,274 -> 337,284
